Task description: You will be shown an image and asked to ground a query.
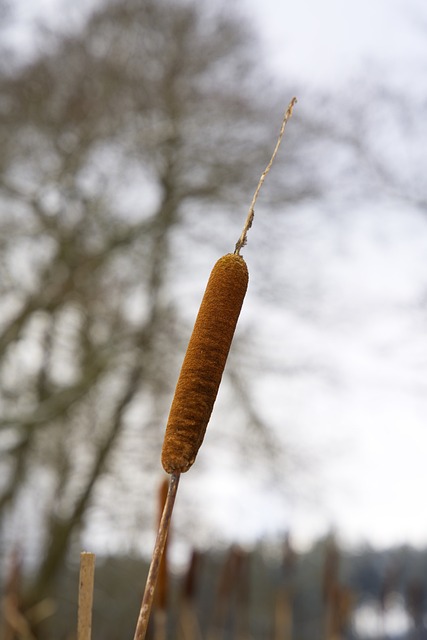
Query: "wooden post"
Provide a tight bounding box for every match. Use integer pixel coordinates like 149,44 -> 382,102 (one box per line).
77,552 -> 96,640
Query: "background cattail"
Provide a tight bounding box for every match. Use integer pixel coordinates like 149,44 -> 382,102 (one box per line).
207,545 -> 249,640
181,549 -> 202,604
154,478 -> 170,610
178,549 -> 203,640
161,252 -> 249,474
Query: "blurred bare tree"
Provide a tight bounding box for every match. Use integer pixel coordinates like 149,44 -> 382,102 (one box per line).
0,0 -> 325,612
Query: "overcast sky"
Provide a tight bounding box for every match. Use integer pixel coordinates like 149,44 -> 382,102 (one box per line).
6,0 -> 427,552
233,0 -> 427,550
243,0 -> 427,88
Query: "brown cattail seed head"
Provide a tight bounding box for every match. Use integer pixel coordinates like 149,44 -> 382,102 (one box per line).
161,253 -> 249,473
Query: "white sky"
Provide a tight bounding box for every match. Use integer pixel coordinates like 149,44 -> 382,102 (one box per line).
5,0 -> 427,552
242,0 -> 427,88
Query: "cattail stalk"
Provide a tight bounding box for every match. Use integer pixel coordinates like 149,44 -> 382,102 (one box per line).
274,587 -> 293,640
207,545 -> 246,640
322,536 -> 339,640
178,549 -> 203,640
0,547 -> 26,640
153,478 -> 171,640
133,473 -> 180,640
274,534 -> 297,640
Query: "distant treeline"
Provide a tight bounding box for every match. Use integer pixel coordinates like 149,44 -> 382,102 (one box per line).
4,533 -> 427,640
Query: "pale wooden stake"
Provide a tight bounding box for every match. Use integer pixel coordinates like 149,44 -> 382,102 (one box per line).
77,552 -> 96,640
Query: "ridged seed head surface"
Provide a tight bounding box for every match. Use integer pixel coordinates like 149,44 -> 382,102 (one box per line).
161,253 -> 248,473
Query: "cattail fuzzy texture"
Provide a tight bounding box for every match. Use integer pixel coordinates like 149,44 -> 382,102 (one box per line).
161,253 -> 248,473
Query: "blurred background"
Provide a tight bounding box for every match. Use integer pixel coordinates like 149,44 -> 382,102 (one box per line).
1,0 -> 427,638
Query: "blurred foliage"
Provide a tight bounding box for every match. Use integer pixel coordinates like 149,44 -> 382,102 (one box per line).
2,0 -> 426,635
4,533 -> 427,639
0,0 -> 328,612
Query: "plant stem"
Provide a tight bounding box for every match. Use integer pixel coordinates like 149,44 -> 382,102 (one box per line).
133,472 -> 181,640
234,96 -> 297,255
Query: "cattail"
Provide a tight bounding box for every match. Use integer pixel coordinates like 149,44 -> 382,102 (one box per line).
162,252 -> 248,474
208,545 -> 248,640
178,549 -> 203,640
182,549 -> 202,603
133,98 -> 297,640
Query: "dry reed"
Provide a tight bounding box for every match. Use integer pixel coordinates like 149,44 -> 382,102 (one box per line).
132,97 -> 297,640
153,478 -> 171,640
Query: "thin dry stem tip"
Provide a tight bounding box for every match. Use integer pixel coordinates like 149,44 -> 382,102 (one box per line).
234,96 -> 297,255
